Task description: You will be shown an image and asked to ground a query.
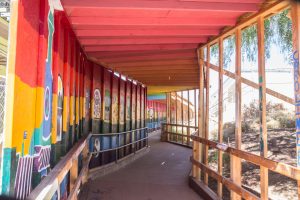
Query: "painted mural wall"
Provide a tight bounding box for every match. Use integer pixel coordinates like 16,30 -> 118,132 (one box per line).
147,99 -> 167,131
1,0 -> 147,198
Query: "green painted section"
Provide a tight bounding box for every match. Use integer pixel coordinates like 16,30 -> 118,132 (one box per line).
1,148 -> 17,196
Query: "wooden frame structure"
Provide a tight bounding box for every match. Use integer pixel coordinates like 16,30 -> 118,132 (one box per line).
162,89 -> 199,148
191,1 -> 300,199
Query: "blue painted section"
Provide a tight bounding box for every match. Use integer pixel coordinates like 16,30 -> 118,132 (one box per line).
147,94 -> 166,100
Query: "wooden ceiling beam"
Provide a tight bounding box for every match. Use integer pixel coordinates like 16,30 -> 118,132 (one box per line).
63,0 -> 259,13
76,27 -> 220,37
124,70 -> 198,75
114,65 -> 198,71
85,44 -> 198,52
88,49 -> 196,59
70,16 -> 236,26
81,37 -> 207,46
108,59 -> 197,67
96,52 -> 197,63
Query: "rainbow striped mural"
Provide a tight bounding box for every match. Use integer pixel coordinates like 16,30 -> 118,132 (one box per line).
1,0 -> 147,198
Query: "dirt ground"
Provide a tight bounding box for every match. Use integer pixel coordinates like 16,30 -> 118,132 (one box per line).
208,129 -> 297,200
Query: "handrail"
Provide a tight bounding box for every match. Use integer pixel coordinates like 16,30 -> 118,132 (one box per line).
191,131 -> 300,199
89,127 -> 149,154
28,134 -> 91,200
90,127 -> 148,136
28,127 -> 150,200
161,123 -> 198,147
191,133 -> 300,180
161,122 -> 198,129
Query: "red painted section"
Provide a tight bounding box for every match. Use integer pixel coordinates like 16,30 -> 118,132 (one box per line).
85,44 -> 198,52
80,37 -> 207,45
60,0 -> 262,79
52,12 -> 64,94
75,43 -> 80,103
36,0 -> 49,88
14,0 -> 41,87
76,26 -> 219,38
88,49 -> 196,59
71,17 -> 236,26
76,28 -> 219,37
111,59 -> 198,67
83,60 -> 92,125
62,0 -> 259,12
63,25 -> 71,120
98,52 -> 197,63
69,34 -> 75,97
67,8 -> 243,19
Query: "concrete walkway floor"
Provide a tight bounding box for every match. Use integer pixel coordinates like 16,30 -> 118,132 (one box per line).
80,131 -> 202,200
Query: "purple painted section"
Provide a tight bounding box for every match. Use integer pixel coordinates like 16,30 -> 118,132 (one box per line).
33,146 -> 51,173
14,156 -> 34,200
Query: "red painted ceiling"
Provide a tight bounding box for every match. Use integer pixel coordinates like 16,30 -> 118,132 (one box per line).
61,0 -> 263,94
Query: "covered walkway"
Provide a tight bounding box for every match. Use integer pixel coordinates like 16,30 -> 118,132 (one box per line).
79,131 -> 200,200
3,0 -> 300,200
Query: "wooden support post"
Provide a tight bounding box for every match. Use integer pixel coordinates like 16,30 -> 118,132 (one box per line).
258,16 -> 268,200
204,45 -> 210,185
182,91 -> 184,144
70,158 -> 79,192
292,2 -> 300,199
198,48 -> 205,181
188,90 -> 190,146
218,38 -> 223,197
175,92 -> 178,142
194,89 -> 197,132
231,29 -> 242,200
193,90 -> 200,179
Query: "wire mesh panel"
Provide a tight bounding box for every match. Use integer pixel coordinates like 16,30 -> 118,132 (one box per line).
0,77 -> 5,140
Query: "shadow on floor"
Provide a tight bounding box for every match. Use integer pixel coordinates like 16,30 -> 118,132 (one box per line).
79,131 -> 201,200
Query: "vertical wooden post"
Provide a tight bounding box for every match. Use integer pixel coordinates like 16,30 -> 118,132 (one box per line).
258,16 -> 268,200
181,91 -> 184,144
175,92 -> 178,142
204,45 -> 210,185
218,38 -> 224,197
291,2 -> 300,199
187,90 -> 190,146
168,93 -> 170,124
192,87 -> 200,180
194,89 -> 197,132
198,48 -> 205,180
231,29 -> 242,200
70,158 -> 79,192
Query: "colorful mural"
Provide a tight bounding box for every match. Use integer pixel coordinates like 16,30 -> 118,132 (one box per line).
93,89 -> 101,119
57,75 -> 63,142
1,0 -> 147,197
147,99 -> 167,131
111,75 -> 119,133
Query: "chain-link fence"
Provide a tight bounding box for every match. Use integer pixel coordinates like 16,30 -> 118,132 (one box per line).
0,77 -> 5,140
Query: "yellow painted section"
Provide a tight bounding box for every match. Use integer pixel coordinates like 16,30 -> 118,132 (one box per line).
7,76 -> 37,154
75,96 -> 79,124
80,96 -> 84,121
69,95 -> 74,126
147,85 -> 198,95
63,96 -> 69,132
51,93 -> 57,143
